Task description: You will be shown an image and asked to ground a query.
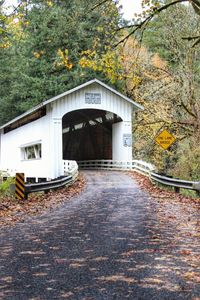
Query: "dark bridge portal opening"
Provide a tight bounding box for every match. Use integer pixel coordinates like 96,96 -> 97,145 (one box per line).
62,109 -> 122,161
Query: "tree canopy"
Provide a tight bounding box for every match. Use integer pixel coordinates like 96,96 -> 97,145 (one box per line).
0,0 -> 122,124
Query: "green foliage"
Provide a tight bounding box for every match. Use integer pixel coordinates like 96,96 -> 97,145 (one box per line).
0,177 -> 15,195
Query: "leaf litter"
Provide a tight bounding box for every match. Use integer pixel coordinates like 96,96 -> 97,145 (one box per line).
0,174 -> 85,227
130,171 -> 200,288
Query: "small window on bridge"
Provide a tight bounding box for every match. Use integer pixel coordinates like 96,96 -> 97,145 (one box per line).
21,144 -> 42,160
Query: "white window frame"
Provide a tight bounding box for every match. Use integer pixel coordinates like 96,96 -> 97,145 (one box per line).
21,143 -> 42,161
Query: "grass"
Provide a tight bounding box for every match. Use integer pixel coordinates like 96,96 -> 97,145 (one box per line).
180,189 -> 200,199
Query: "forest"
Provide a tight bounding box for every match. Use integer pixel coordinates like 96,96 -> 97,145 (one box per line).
0,0 -> 200,182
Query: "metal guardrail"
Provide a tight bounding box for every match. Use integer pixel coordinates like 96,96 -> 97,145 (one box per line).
78,159 -> 200,196
25,175 -> 73,196
133,160 -> 200,196
24,161 -> 79,199
150,172 -> 200,194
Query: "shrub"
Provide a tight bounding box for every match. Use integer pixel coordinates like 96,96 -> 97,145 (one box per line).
0,177 -> 15,195
172,139 -> 200,181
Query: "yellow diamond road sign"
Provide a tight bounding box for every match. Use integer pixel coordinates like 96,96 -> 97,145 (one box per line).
155,129 -> 176,150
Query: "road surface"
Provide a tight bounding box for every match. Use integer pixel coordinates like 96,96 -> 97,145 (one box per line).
0,171 -> 199,299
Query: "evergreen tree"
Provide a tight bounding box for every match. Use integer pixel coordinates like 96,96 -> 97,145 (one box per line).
0,1 -> 16,123
0,0 -> 121,124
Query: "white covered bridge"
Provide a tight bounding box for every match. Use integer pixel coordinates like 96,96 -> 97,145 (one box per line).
0,79 -> 142,181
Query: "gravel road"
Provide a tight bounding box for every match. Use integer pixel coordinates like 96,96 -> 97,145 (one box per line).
0,171 -> 199,300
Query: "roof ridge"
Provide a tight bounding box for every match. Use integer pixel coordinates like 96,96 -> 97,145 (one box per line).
0,78 -> 143,130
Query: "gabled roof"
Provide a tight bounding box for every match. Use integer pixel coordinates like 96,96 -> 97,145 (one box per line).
0,78 -> 143,130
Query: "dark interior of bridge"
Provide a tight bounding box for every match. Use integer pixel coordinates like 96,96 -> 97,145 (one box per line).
62,109 -> 122,161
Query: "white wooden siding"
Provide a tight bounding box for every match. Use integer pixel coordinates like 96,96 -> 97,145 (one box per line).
0,81 -> 137,179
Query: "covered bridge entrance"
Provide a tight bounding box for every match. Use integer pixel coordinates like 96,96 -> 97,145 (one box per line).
0,79 -> 143,180
62,109 -> 122,161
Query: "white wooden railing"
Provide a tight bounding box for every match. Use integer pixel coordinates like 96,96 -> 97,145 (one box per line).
77,159 -> 156,172
63,160 -> 78,179
78,160 -> 133,170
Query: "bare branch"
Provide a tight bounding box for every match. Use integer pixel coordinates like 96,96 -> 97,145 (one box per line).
192,37 -> 200,47
182,35 -> 200,40
115,0 -> 191,47
90,0 -> 109,11
190,0 -> 200,15
181,101 -> 197,118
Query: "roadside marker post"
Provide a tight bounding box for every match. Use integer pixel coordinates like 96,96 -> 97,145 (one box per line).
15,173 -> 26,200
